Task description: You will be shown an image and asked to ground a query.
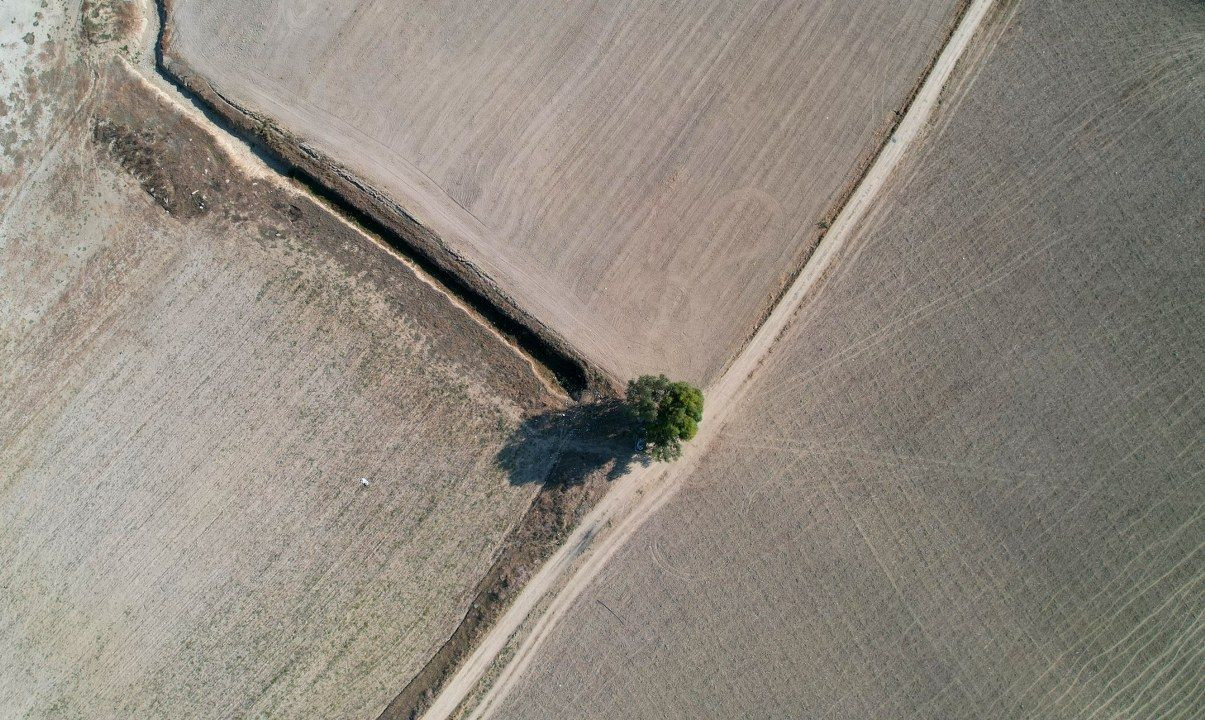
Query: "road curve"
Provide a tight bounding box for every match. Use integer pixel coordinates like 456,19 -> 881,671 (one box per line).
422,2 -> 997,718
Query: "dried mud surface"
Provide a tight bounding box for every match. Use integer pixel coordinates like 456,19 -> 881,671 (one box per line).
81,0 -> 139,46
0,0 -> 90,202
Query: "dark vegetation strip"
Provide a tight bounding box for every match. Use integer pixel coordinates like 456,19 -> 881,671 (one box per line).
154,0 -> 608,399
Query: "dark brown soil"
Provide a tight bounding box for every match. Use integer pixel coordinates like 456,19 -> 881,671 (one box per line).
92,118 -> 210,218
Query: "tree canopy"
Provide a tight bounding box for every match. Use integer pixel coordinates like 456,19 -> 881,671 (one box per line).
626,374 -> 704,462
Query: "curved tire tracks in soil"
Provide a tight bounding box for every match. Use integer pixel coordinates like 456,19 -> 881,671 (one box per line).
423,1 -> 998,718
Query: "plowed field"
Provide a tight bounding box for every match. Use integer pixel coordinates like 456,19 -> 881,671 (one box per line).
484,1 -> 1205,717
163,0 -> 963,385
1,29 -> 558,717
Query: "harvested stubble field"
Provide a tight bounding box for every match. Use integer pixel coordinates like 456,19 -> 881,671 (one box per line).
162,0 -> 964,386
484,1 -> 1205,718
0,20 -> 565,717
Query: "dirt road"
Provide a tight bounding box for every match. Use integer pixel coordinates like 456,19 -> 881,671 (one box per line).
420,1 -> 997,718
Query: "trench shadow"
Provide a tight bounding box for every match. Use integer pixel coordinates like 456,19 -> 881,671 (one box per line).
499,398 -> 648,487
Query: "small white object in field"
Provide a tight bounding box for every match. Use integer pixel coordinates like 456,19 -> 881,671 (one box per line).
360,477 -> 370,487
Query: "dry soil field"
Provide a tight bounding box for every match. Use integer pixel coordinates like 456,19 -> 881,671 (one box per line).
482,0 -> 1205,717
0,10 -> 565,716
163,0 -> 964,386
0,0 -> 89,198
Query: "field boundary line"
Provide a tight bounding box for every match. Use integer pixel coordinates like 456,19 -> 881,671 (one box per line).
421,1 -> 998,718
110,53 -> 570,404
148,0 -> 609,399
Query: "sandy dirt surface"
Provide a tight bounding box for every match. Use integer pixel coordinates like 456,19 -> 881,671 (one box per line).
0,33 -> 566,718
420,3 -> 996,716
162,0 -> 963,386
478,0 -> 1205,717
0,0 -> 91,206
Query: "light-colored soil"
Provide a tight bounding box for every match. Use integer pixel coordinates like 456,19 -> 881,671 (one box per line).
0,34 -> 563,719
0,0 -> 90,205
162,0 -> 963,386
421,3 -> 997,716
478,0 -> 1205,717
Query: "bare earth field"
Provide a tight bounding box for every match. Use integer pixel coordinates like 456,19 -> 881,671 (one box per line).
0,17 -> 563,717
163,0 -> 963,386
483,1 -> 1205,717
0,0 -> 89,199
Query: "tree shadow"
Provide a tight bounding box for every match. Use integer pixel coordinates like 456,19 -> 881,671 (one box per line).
499,398 -> 648,487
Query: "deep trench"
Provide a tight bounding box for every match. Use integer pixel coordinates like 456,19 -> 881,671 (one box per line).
145,4 -> 617,720
141,2 -> 978,718
152,0 -> 595,399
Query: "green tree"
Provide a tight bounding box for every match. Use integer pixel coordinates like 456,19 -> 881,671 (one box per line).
626,374 -> 704,462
